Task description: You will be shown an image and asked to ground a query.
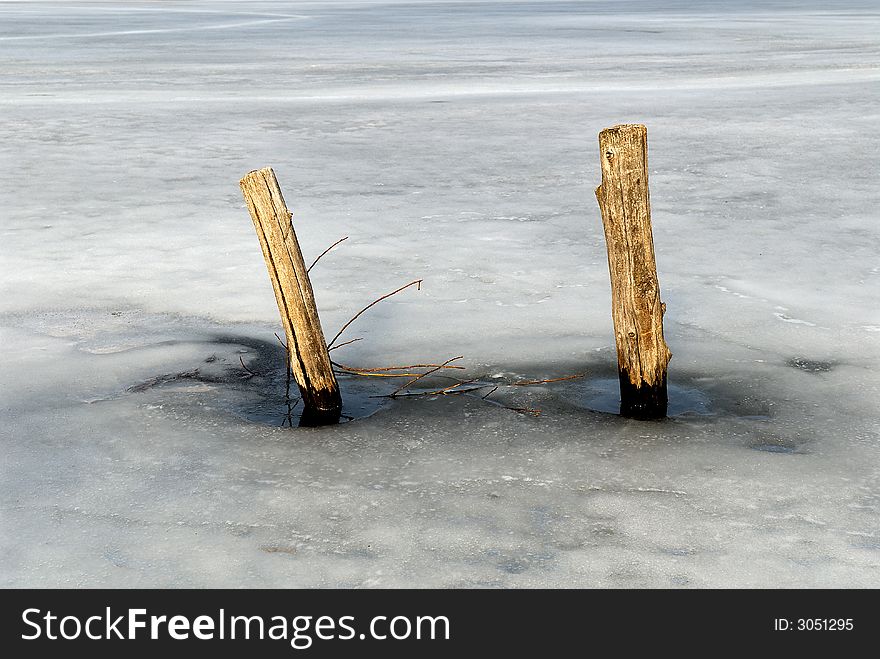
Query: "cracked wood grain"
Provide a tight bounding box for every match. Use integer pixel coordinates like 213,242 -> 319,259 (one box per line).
595,124 -> 671,419
240,167 -> 341,425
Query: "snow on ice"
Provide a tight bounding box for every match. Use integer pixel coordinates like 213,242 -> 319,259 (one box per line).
1,0 -> 879,587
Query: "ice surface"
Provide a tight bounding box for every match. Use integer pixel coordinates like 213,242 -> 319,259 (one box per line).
1,0 -> 879,587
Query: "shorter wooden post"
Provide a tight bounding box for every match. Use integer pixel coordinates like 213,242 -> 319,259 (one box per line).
240,167 -> 342,426
595,124 -> 671,419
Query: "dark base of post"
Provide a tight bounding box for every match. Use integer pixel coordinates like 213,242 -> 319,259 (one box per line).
618,370 -> 667,420
298,390 -> 343,427
299,407 -> 341,428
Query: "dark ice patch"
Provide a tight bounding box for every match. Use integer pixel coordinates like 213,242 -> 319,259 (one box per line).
752,443 -> 799,454
788,357 -> 834,373
126,334 -> 386,427
749,435 -> 806,454
564,377 -> 711,418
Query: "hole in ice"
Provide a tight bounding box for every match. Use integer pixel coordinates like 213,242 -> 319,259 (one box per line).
233,370 -> 387,428
126,335 -> 387,427
562,377 -> 711,417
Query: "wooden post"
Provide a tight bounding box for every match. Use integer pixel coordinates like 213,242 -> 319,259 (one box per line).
240,167 -> 342,426
595,124 -> 671,419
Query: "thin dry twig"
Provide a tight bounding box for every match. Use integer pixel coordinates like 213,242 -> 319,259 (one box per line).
372,385 -> 488,399
372,381 -> 541,419
332,362 -> 431,378
307,236 -> 348,273
327,337 -> 363,352
426,378 -> 481,395
273,332 -> 297,425
270,246 -> 562,419
281,397 -> 302,428
362,370 -> 544,417
333,361 -> 465,374
511,373 -> 587,386
477,393 -> 542,416
327,279 -> 422,349
239,356 -> 261,379
390,355 -> 464,397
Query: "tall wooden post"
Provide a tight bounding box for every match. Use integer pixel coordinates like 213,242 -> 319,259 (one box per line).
240,167 -> 342,426
595,124 -> 671,419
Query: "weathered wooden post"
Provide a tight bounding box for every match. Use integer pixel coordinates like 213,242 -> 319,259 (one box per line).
595,124 -> 671,419
240,167 -> 342,426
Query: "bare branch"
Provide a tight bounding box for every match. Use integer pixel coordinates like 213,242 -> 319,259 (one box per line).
425,378 -> 481,395
327,279 -> 422,349
327,337 -> 363,352
477,393 -> 542,416
332,362 -> 431,378
334,362 -> 465,373
390,355 -> 464,397
307,236 -> 348,273
239,356 -> 261,378
273,332 -> 297,425
511,373 -> 586,386
371,385 -> 487,399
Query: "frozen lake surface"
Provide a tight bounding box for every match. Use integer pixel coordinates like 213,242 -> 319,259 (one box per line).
2,0 -> 879,587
